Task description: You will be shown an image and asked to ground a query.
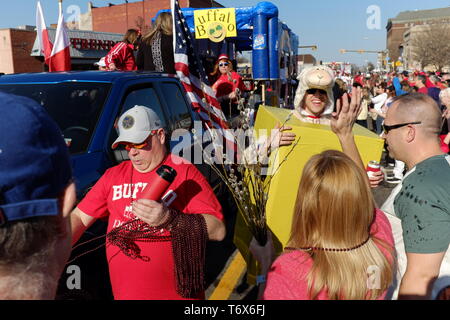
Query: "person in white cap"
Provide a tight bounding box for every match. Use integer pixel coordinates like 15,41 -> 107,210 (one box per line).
94,57 -> 107,71
70,105 -> 225,300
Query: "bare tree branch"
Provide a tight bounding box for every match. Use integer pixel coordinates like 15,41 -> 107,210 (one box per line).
410,23 -> 450,71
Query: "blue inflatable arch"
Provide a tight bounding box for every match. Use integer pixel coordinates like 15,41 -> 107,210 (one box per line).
154,1 -> 299,81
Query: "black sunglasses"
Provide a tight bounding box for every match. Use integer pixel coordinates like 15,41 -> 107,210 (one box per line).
219,62 -> 229,67
382,121 -> 422,134
306,88 -> 326,95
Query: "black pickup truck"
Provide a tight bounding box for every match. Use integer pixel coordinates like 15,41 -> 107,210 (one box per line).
0,71 -> 235,299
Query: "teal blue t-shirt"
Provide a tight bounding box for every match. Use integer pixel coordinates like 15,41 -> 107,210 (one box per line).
393,155 -> 450,253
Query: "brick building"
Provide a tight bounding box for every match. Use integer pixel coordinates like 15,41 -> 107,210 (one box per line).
0,27 -> 43,74
0,0 -> 225,74
297,55 -> 317,73
386,7 -> 450,65
91,0 -> 223,34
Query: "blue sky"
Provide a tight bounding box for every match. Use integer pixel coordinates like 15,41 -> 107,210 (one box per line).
2,0 -> 450,66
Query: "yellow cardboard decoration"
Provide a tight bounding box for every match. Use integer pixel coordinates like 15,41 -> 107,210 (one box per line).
194,8 -> 237,42
233,106 -> 384,284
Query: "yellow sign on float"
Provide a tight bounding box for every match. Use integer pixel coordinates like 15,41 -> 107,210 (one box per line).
194,8 -> 237,42
233,106 -> 385,284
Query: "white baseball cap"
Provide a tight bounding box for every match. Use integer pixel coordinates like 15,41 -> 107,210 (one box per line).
94,57 -> 106,67
112,105 -> 163,149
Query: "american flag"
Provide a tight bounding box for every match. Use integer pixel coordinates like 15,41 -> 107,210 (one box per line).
171,0 -> 236,157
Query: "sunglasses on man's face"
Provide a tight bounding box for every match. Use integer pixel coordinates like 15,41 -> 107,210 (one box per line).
306,88 -> 327,95
382,121 -> 422,134
124,141 -> 148,151
219,62 -> 229,67
122,131 -> 157,151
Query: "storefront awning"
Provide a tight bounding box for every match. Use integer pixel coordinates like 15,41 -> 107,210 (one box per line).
31,29 -> 123,60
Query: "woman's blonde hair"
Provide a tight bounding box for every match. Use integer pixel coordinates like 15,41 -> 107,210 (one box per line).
142,12 -> 173,45
335,78 -> 347,93
288,150 -> 393,300
362,86 -> 371,99
123,29 -> 139,45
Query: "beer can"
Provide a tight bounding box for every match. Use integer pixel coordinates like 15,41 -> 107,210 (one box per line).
366,160 -> 381,178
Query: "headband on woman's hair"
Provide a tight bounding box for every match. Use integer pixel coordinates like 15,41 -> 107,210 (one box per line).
217,54 -> 230,63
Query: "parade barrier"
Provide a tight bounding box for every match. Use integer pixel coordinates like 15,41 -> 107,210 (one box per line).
233,106 -> 385,284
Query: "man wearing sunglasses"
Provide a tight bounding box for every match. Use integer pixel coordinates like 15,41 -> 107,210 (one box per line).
381,93 -> 450,300
70,105 -> 225,300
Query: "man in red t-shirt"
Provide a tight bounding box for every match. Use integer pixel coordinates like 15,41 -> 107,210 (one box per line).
70,105 -> 225,300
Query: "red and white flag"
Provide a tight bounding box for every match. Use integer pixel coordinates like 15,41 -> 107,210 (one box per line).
35,1 -> 53,65
49,4 -> 71,71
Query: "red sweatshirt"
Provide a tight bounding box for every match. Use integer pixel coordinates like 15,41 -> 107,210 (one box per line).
105,42 -> 137,71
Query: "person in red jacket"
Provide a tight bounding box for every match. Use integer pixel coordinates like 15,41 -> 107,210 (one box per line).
105,29 -> 140,71
211,54 -> 251,118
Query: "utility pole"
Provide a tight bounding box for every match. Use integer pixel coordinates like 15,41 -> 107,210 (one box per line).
340,49 -> 388,72
339,49 -> 384,54
299,45 -> 318,50
125,1 -> 129,29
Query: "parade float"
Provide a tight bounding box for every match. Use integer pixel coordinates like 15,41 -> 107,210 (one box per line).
155,2 -> 384,285
156,1 -> 299,108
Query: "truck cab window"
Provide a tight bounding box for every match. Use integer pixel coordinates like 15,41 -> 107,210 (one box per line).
120,87 -> 167,128
161,82 -> 192,131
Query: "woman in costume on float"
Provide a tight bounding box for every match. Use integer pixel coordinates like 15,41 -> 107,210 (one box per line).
292,65 -> 336,125
291,66 -> 383,187
250,149 -> 395,300
211,54 -> 251,118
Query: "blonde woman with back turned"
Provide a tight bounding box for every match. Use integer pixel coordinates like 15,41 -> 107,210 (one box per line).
251,150 -> 395,300
137,12 -> 175,73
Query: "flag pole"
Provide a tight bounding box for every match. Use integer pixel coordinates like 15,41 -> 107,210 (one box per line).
58,0 -> 63,12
